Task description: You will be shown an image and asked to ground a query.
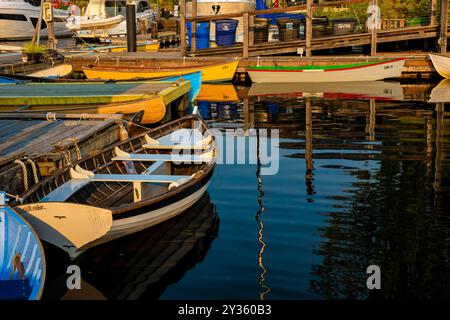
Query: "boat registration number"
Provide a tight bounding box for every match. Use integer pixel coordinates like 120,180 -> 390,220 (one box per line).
384,65 -> 394,70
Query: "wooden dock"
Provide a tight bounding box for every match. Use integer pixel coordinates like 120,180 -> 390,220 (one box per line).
0,114 -> 127,195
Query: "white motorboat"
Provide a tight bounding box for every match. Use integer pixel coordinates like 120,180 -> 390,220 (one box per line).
66,0 -> 156,38
0,0 -> 71,40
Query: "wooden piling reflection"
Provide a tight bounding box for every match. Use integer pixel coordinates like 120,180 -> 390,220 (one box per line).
305,98 -> 314,196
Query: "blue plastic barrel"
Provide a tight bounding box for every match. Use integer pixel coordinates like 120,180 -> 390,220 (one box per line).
197,101 -> 211,119
214,19 -> 239,46
186,21 -> 210,49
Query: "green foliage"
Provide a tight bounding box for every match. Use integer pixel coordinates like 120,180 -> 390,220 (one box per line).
22,42 -> 47,54
314,0 -> 434,29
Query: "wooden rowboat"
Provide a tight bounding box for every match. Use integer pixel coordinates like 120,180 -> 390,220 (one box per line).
429,54 -> 450,79
12,115 -> 216,258
247,58 -> 406,83
27,64 -> 73,79
82,58 -> 240,82
0,192 -> 46,300
0,80 -> 191,124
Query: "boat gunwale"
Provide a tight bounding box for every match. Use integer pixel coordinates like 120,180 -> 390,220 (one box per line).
247,58 -> 406,72
3,206 -> 46,300
82,58 -> 240,72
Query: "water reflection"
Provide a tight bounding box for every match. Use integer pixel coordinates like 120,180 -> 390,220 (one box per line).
255,132 -> 271,300
39,80 -> 450,300
196,81 -> 450,299
44,194 -> 219,300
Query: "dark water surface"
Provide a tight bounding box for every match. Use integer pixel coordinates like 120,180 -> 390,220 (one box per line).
44,82 -> 450,300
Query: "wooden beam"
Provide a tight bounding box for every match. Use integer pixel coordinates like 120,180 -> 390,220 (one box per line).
243,12 -> 249,58
180,0 -> 186,56
370,0 -> 378,56
191,0 -> 197,53
306,0 -> 313,57
439,0 -> 449,53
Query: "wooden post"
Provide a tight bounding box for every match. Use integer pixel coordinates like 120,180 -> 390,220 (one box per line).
434,103 -> 444,193
305,98 -> 314,196
126,0 -> 137,52
192,0 -> 197,53
243,12 -> 249,58
249,14 -> 255,46
439,0 -> 449,54
180,0 -> 186,56
306,0 -> 313,57
431,0 -> 438,25
43,0 -> 56,50
370,0 -> 378,56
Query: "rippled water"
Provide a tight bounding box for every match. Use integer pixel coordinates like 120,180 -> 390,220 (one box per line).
44,82 -> 450,300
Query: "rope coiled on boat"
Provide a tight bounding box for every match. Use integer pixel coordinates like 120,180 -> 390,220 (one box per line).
27,159 -> 39,185
14,159 -> 28,192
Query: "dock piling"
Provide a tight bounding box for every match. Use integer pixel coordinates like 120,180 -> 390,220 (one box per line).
126,0 -> 137,52
439,0 -> 449,53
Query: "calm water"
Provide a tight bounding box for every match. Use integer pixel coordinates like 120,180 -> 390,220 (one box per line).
44,82 -> 450,300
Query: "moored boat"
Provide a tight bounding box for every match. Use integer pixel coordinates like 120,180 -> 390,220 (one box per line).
27,64 -> 73,79
12,115 -> 216,258
66,0 -> 157,39
247,58 -> 406,83
0,192 -> 46,300
67,40 -> 160,54
82,57 -> 240,82
429,53 -> 450,79
0,80 -> 191,124
0,0 -> 71,40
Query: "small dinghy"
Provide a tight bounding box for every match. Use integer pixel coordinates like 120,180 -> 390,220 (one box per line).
13,115 -> 216,258
0,192 -> 46,300
27,64 -> 73,79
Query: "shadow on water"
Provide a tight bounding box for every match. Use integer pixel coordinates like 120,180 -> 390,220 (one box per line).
43,193 -> 219,300
42,80 -> 450,300
195,81 -> 450,299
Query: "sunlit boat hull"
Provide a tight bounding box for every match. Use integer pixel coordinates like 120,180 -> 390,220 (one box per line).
83,58 -> 240,82
429,53 -> 450,79
0,80 -> 191,124
247,58 -> 406,83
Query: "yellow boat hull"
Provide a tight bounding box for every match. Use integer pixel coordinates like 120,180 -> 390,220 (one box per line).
0,81 -> 190,124
110,42 -> 160,53
0,98 -> 165,124
83,59 -> 239,82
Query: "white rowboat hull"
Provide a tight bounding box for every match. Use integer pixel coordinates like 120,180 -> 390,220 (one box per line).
248,59 -> 406,83
429,54 -> 450,79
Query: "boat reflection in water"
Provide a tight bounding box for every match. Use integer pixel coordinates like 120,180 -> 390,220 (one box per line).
429,79 -> 450,103
44,194 -> 219,300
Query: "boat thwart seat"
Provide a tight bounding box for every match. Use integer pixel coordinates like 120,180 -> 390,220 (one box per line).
112,147 -> 213,163
70,165 -> 195,202
142,128 -> 212,151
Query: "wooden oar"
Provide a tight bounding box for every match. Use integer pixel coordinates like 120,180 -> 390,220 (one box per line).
15,203 -> 113,257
